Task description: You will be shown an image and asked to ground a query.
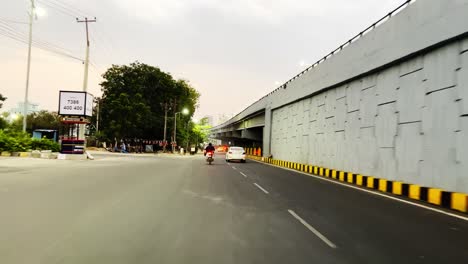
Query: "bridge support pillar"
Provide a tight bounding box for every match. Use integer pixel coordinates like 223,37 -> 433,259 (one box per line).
262,107 -> 272,157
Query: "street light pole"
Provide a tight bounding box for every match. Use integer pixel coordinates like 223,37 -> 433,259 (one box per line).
23,0 -> 35,132
172,108 -> 189,153
173,111 -> 179,153
161,101 -> 172,153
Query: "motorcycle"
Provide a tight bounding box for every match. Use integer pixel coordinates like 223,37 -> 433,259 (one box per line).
206,151 -> 214,165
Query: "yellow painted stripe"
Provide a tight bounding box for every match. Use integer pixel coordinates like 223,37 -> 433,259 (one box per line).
356,175 -> 363,186
332,170 -> 337,179
367,177 -> 374,188
347,173 -> 353,183
319,168 -> 324,176
339,171 -> 345,181
19,152 -> 30,157
393,182 -> 403,195
451,193 -> 468,213
409,185 -> 420,200
378,179 -> 387,192
428,189 -> 442,205
309,166 -> 313,174
325,169 -> 330,177
314,167 -> 318,174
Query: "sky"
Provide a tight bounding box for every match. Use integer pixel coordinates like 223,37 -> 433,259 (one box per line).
1,0 -> 404,123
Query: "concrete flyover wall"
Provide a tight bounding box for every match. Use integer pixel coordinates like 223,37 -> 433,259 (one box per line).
271,35 -> 468,194
214,0 -> 468,194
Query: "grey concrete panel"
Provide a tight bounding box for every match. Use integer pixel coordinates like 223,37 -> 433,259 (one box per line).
377,148 -> 397,181
315,105 -> 326,134
399,56 -> 423,77
375,103 -> 397,148
457,52 -> 468,115
455,117 -> 468,193
376,67 -> 399,104
397,70 -> 425,123
362,75 -> 377,90
332,131 -> 346,170
358,127 -> 378,176
462,37 -> 468,53
336,85 -> 346,99
309,96 -> 319,122
325,116 -> 335,135
335,98 -> 347,132
395,123 -> 423,184
345,111 -> 360,140
423,43 -> 459,93
300,135 -> 310,164
346,81 -> 362,112
360,86 -> 377,127
421,88 -> 458,191
422,87 -> 458,135
325,89 -> 337,118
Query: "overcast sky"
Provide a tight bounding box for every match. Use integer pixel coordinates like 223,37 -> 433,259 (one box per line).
1,0 -> 404,121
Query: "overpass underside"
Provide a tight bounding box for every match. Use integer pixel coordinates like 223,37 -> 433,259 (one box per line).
215,127 -> 263,148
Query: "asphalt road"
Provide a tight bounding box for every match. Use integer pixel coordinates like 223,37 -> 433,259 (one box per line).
0,152 -> 467,264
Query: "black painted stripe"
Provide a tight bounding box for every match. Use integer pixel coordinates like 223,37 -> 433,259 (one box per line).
373,178 -> 379,190
402,183 -> 410,197
387,180 -> 393,193
420,187 -> 429,202
349,173 -> 355,184
441,191 -> 451,208
361,176 -> 368,186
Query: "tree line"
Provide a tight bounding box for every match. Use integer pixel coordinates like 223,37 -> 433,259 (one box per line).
0,62 -> 210,149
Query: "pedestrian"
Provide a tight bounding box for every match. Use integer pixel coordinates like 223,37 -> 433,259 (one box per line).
121,141 -> 128,153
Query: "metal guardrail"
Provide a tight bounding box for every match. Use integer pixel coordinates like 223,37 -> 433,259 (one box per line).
214,0 -> 415,130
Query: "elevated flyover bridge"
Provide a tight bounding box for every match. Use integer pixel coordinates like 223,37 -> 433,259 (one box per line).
211,0 -> 468,212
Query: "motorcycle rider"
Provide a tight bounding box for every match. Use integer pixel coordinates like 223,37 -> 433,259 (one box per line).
205,143 -> 215,156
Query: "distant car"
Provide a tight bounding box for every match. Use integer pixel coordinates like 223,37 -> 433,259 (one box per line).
225,146 -> 246,163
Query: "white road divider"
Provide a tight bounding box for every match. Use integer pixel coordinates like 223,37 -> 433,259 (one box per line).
253,183 -> 269,194
288,209 -> 337,249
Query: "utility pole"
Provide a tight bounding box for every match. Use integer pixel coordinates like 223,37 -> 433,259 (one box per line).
172,101 -> 177,153
76,17 -> 96,92
161,101 -> 172,153
96,99 -> 100,132
77,17 -> 96,146
23,0 -> 35,132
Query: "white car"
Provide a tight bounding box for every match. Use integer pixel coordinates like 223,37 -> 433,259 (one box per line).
225,146 -> 246,163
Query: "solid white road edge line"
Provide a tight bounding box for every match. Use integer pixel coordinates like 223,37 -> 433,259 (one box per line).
253,183 -> 269,194
248,159 -> 468,222
288,209 -> 337,249
240,172 -> 248,178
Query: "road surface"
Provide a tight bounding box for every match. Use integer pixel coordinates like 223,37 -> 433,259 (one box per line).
0,152 -> 467,264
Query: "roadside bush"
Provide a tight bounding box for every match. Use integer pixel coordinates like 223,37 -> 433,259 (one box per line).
0,130 -> 31,152
0,130 -> 60,152
31,138 -> 60,152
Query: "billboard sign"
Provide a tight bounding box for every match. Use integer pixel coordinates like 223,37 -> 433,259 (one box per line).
85,92 -> 94,116
58,91 -> 94,117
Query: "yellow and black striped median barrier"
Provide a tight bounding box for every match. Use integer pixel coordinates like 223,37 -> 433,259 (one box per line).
246,155 -> 468,214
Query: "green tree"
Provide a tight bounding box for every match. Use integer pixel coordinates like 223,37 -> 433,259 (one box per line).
9,111 -> 61,133
186,117 -> 212,150
99,62 -> 200,144
0,93 -> 6,109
